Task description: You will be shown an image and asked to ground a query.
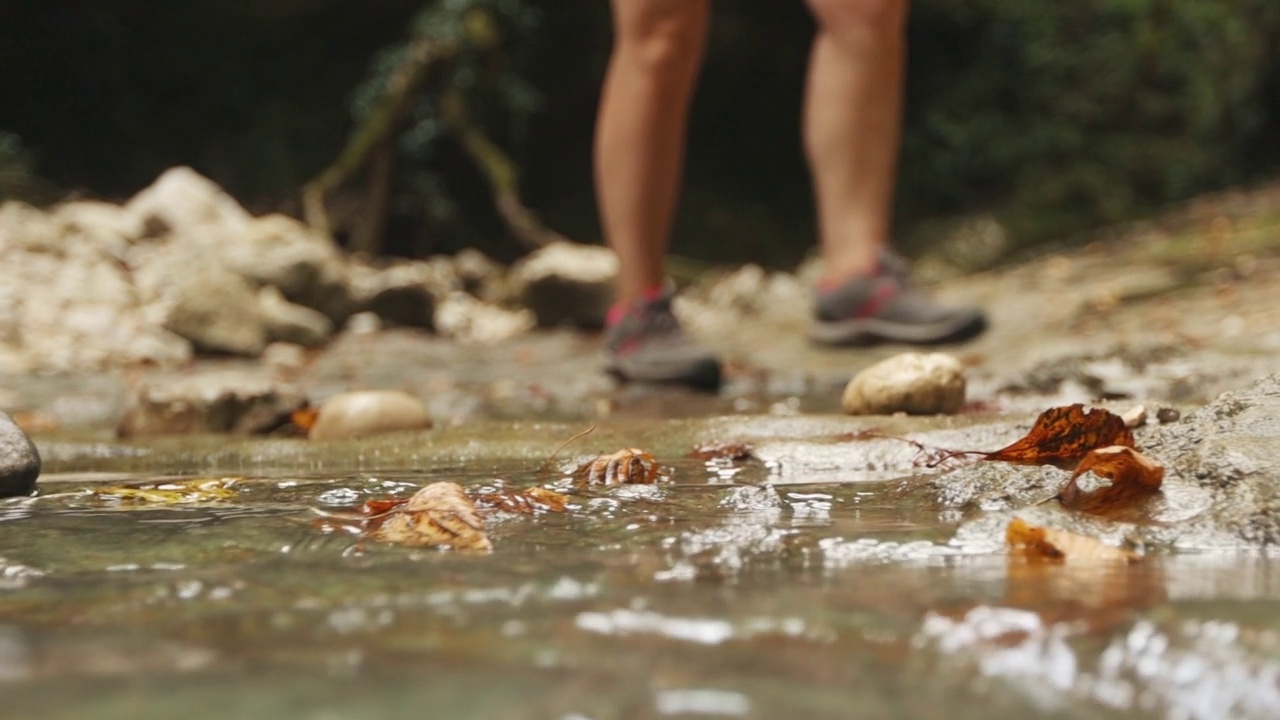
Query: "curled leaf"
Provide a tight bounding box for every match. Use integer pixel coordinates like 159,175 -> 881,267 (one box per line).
1006,518 -> 1138,564
984,404 -> 1134,466
93,477 -> 240,505
1058,446 -> 1164,514
290,405 -> 320,433
474,486 -> 568,514
369,482 -> 492,551
574,448 -> 664,487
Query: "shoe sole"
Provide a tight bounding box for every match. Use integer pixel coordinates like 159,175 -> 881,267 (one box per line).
808,312 -> 988,347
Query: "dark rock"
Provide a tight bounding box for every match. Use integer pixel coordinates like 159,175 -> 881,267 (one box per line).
509,242 -> 616,329
117,372 -> 305,437
0,411 -> 40,496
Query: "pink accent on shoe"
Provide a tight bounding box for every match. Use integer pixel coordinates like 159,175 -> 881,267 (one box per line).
818,261 -> 883,293
606,285 -> 669,328
855,279 -> 898,319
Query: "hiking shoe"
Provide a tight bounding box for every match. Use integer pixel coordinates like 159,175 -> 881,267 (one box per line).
604,291 -> 722,390
809,261 -> 987,346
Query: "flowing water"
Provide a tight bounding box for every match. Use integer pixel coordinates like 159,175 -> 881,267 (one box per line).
4,433 -> 1280,720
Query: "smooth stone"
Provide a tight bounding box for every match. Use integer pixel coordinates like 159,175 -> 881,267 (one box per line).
309,390 -> 433,441
0,411 -> 41,496
842,352 -> 966,415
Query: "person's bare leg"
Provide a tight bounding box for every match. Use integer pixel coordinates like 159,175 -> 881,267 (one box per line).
595,0 -> 710,308
803,0 -> 909,285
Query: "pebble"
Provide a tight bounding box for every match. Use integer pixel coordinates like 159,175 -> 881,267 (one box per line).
309,390 -> 433,441
842,352 -> 966,416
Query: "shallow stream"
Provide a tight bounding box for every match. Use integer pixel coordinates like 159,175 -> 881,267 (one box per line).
4,419 -> 1280,720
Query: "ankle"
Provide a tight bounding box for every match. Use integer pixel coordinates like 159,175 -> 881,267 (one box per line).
607,284 -> 668,327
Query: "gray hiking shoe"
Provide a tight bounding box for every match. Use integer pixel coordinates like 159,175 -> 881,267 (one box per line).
604,291 -> 722,390
809,258 -> 987,346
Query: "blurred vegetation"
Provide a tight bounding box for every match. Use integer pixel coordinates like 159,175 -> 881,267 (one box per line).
1,0 -> 1277,265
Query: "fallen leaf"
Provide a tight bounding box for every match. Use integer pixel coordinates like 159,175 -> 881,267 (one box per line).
574,448 -> 664,487
92,477 -> 241,504
474,486 -> 568,514
290,405 -> 320,433
688,441 -> 754,461
368,482 -> 491,551
10,411 -> 60,434
983,404 -> 1134,466
1006,518 -> 1138,563
1058,446 -> 1164,513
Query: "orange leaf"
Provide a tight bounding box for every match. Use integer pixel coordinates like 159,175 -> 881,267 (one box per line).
1006,518 -> 1138,563
291,406 -> 320,432
369,482 -> 492,551
474,486 -> 568,514
983,404 -> 1133,466
574,448 -> 664,487
1058,446 -> 1164,514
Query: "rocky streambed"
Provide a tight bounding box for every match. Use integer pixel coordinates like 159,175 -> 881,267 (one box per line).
1,173 -> 1280,718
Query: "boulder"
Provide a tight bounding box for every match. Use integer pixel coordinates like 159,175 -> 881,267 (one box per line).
350,262 -> 441,329
509,242 -> 616,328
229,214 -> 354,323
258,286 -> 334,347
123,166 -> 252,240
0,411 -> 40,497
842,352 -> 966,415
158,264 -> 268,356
117,371 -> 305,437
309,390 -> 433,441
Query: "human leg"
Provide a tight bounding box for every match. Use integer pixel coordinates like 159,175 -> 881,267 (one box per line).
595,0 -> 710,308
596,0 -> 721,388
803,0 -> 986,345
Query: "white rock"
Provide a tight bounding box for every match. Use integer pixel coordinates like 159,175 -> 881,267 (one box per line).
434,291 -> 535,343
123,166 -> 252,239
508,242 -> 617,328
842,352 -> 966,416
117,371 -> 305,437
257,286 -> 334,347
309,390 -> 433,441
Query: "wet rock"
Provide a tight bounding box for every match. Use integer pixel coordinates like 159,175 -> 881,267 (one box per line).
842,352 -> 966,415
1156,407 -> 1181,424
452,248 -> 507,302
928,462 -> 1070,511
117,372 -> 304,437
0,411 -> 40,496
308,390 -> 433,441
257,286 -> 333,347
1122,405 -> 1148,428
509,242 -> 616,328
434,292 -> 535,343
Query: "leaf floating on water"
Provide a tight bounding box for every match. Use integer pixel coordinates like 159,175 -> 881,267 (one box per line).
369,482 -> 492,551
574,448 -> 664,487
92,477 -> 241,505
688,441 -> 754,461
1006,518 -> 1138,564
1058,446 -> 1164,514
982,404 -> 1134,466
474,486 -> 568,515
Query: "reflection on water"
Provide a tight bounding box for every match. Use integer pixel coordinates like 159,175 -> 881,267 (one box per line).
2,463 -> 1280,719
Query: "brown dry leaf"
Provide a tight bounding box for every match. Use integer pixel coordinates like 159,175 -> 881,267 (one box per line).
291,405 -> 320,433
1006,518 -> 1138,564
93,477 -> 241,505
1058,446 -> 1164,514
983,404 -> 1134,466
474,486 -> 568,515
369,482 -> 492,551
574,448 -> 664,487
688,441 -> 754,461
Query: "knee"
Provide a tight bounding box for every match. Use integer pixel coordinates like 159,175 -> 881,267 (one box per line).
806,0 -> 908,42
612,0 -> 710,73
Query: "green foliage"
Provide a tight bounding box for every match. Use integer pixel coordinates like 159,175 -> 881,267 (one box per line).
901,0 -> 1279,247
345,0 -> 544,256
